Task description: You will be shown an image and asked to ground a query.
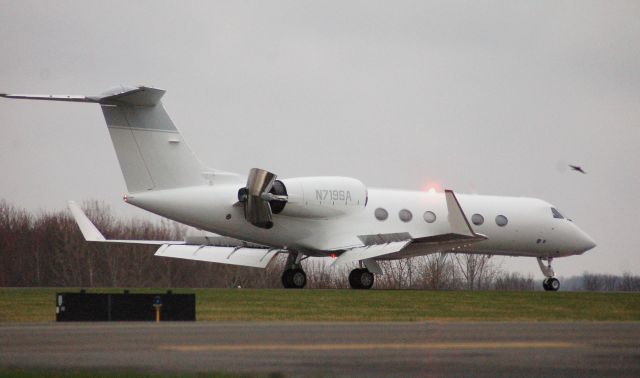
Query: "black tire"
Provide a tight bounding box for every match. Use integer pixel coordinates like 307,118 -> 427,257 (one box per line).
542,278 -> 550,291
349,269 -> 363,289
281,269 -> 293,288
549,278 -> 560,291
359,270 -> 374,289
291,269 -> 307,289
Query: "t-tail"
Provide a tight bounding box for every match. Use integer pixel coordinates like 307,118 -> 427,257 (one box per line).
1,86 -> 230,192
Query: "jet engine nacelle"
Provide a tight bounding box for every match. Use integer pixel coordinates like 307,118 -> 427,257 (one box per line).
278,177 -> 367,219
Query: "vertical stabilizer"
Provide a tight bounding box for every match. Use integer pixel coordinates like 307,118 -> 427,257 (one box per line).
98,86 -> 205,192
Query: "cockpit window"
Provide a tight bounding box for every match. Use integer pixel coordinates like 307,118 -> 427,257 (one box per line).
551,208 -> 564,219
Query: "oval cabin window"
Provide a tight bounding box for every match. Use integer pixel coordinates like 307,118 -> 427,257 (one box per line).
423,211 -> 436,223
374,208 -> 388,221
399,209 -> 413,222
472,214 -> 484,225
495,215 -> 508,227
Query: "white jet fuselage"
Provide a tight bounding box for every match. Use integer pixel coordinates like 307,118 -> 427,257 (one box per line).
126,183 -> 596,259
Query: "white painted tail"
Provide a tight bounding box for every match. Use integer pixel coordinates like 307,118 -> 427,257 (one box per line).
97,86 -> 206,192
2,86 -> 215,193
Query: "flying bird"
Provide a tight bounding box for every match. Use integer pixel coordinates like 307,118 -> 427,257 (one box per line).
569,165 -> 586,174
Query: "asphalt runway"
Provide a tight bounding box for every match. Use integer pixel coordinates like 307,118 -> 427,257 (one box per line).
1,322 -> 639,377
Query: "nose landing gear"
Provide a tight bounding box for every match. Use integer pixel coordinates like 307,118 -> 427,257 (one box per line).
543,277 -> 560,291
537,257 -> 559,291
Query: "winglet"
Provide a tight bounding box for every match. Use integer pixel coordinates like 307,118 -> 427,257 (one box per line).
444,190 -> 478,238
67,201 -> 106,242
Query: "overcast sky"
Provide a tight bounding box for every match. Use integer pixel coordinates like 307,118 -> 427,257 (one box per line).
1,1 -> 639,277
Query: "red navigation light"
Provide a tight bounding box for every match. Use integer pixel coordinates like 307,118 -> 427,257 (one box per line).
422,181 -> 442,194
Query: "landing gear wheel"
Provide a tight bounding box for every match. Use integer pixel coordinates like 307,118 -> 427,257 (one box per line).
359,270 -> 374,289
282,269 -> 294,288
349,268 -> 374,290
281,268 -> 306,289
542,277 -> 560,291
290,269 -> 307,289
349,269 -> 362,289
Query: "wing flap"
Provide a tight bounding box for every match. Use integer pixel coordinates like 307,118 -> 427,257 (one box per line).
412,233 -> 486,245
155,244 -> 280,268
330,240 -> 412,267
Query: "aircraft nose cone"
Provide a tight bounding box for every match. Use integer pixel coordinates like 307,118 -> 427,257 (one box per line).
576,229 -> 596,253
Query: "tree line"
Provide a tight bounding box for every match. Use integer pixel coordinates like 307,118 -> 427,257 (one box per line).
0,199 -> 637,290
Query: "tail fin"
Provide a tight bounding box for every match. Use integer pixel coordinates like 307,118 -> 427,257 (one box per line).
3,86 -> 208,193
97,86 -> 206,192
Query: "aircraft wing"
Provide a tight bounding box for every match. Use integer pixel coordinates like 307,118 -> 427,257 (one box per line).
68,201 -> 281,268
154,244 -> 280,268
330,190 -> 486,267
330,240 -> 412,267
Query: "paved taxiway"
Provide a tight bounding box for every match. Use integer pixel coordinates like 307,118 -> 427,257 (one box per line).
1,322 -> 639,377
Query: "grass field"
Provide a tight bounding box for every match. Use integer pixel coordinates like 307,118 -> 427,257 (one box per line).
0,288 -> 639,322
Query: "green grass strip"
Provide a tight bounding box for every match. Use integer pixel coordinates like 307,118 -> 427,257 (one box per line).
1,288 -> 639,322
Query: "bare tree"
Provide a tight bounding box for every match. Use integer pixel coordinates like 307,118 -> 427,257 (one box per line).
454,254 -> 496,290
618,272 -> 640,291
583,273 -> 602,291
494,272 -> 535,291
415,253 -> 454,290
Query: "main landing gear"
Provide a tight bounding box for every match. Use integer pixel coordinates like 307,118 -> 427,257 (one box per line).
537,257 -> 560,291
282,252 -> 306,289
280,253 -> 378,290
349,268 -> 375,289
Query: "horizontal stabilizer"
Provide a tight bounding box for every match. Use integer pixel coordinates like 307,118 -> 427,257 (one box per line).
68,201 -> 273,268
1,86 -> 164,106
0,93 -> 99,103
330,240 -> 412,268
155,245 -> 281,269
68,200 -> 183,245
68,201 -> 106,242
99,86 -> 165,106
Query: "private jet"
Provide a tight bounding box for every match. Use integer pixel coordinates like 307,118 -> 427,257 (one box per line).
1,86 -> 596,290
